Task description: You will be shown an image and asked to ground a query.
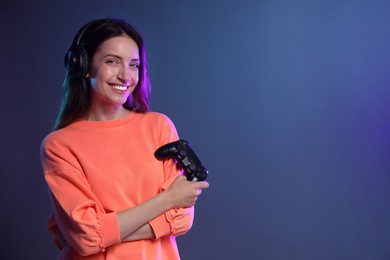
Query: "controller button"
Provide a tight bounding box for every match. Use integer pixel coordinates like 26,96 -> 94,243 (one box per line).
178,150 -> 186,159
188,165 -> 196,172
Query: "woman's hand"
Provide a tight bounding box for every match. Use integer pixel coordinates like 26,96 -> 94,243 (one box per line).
164,175 -> 209,209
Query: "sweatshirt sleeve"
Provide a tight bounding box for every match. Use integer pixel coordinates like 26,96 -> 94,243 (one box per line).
151,173 -> 195,238
149,174 -> 195,239
148,113 -> 195,238
41,136 -> 121,256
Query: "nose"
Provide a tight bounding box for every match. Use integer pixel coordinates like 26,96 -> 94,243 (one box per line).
118,66 -> 131,82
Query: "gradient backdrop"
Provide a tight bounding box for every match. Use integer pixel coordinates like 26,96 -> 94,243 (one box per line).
1,0 -> 390,259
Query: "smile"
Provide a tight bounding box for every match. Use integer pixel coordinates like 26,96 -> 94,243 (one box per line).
110,85 -> 128,91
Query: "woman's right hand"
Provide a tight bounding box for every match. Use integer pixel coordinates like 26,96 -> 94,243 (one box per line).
164,175 -> 209,209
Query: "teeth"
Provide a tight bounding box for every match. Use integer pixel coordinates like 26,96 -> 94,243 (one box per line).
111,85 -> 128,91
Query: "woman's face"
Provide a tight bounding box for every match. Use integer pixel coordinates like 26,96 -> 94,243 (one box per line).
88,35 -> 140,110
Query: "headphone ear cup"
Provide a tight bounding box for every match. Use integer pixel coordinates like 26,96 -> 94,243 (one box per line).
78,46 -> 89,77
64,45 -> 89,78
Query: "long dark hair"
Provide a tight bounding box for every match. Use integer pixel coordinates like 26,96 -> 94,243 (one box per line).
53,18 -> 151,130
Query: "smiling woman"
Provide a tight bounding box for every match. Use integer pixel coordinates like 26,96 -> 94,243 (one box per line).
56,18 -> 152,130
40,18 -> 209,259
87,36 -> 140,121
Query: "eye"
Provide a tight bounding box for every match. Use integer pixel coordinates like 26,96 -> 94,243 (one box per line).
106,59 -> 119,65
130,62 -> 140,69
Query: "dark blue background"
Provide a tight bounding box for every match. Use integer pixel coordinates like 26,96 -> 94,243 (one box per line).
1,0 -> 390,259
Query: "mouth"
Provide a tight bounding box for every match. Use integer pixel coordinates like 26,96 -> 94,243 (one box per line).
110,84 -> 129,92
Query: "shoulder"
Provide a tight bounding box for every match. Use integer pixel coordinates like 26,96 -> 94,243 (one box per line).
41,129 -> 64,147
140,112 -> 176,127
40,130 -> 66,159
40,126 -> 78,152
143,111 -> 173,121
138,112 -> 179,142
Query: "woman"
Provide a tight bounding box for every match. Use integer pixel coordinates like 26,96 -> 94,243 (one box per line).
40,18 -> 209,259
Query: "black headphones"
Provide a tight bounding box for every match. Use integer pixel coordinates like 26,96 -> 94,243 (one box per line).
64,20 -> 100,78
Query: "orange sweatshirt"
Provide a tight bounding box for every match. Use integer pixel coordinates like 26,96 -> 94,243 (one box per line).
40,112 -> 194,259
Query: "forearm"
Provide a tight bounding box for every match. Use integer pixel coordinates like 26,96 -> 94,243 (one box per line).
117,175 -> 208,241
121,223 -> 155,242
121,207 -> 194,242
116,191 -> 172,240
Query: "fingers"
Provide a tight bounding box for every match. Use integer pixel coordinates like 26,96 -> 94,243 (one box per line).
195,181 -> 209,197
196,181 -> 209,190
178,175 -> 187,180
166,176 -> 209,208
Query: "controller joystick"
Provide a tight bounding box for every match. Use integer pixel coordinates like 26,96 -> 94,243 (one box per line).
154,139 -> 208,182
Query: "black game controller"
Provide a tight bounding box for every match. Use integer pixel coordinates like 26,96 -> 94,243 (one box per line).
154,139 -> 208,182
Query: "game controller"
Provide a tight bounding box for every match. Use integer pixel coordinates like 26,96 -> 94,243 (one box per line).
154,139 -> 208,182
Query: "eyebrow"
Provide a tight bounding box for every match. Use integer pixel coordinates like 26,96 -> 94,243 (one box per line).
103,54 -> 140,62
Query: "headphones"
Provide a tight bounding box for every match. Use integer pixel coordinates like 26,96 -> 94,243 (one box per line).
64,20 -> 100,78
